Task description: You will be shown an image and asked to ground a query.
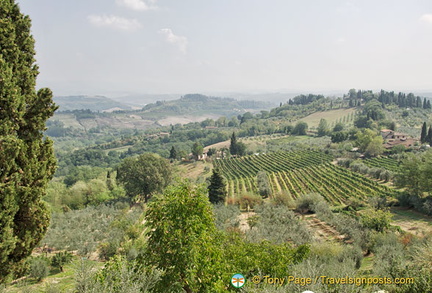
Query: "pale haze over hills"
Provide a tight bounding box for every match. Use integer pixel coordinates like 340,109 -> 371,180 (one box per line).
19,0 -> 432,98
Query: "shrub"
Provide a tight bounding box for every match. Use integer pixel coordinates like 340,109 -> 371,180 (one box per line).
360,209 -> 393,232
337,158 -> 353,168
379,170 -> 393,182
29,257 -> 50,282
98,241 -> 119,261
295,193 -> 325,214
257,171 -> 272,197
51,251 -> 73,272
237,193 -> 263,210
345,196 -> 365,211
247,205 -> 313,245
213,204 -> 241,231
271,191 -> 295,208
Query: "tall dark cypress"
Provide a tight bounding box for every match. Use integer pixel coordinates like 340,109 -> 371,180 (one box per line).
420,122 -> 427,143
229,132 -> 238,156
427,126 -> 432,145
207,169 -> 226,204
0,1 -> 57,282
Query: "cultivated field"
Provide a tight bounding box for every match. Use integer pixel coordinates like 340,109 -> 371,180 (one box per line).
298,108 -> 357,127
214,151 -> 396,205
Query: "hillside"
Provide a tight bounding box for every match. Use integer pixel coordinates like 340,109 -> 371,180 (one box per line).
49,94 -> 275,132
54,96 -> 136,112
141,94 -> 275,117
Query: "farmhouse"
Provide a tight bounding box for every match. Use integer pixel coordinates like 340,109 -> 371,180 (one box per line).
380,129 -> 417,149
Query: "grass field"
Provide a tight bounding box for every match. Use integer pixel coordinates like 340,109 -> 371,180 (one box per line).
391,207 -> 432,236
52,113 -> 85,129
298,108 -> 357,128
5,258 -> 103,293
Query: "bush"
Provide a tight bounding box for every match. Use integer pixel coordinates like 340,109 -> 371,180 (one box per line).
337,158 -> 352,168
29,257 -> 50,282
379,170 -> 393,182
246,205 -> 312,245
295,193 -> 325,214
51,251 -> 73,272
237,193 -> 263,210
271,191 -> 295,208
213,204 -> 241,231
345,196 -> 365,211
360,209 -> 393,232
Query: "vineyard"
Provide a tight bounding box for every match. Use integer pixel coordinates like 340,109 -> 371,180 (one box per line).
363,156 -> 401,173
214,151 -> 396,205
213,150 -> 333,180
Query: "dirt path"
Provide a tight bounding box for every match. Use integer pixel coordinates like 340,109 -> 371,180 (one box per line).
391,207 -> 432,237
303,214 -> 346,243
238,212 -> 256,232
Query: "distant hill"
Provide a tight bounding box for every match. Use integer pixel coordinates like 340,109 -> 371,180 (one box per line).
141,94 -> 275,116
50,93 -> 276,131
54,96 -> 136,112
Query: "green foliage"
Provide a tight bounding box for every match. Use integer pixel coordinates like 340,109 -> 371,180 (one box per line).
116,153 -> 171,202
317,118 -> 329,136
63,165 -> 106,186
91,256 -> 161,292
246,205 -> 313,245
143,184 -> 226,292
396,150 -> 432,197
51,251 -> 73,272
207,147 -> 216,157
331,131 -> 349,143
295,193 -> 325,214
421,122 -> 427,143
74,258 -> 98,293
169,146 -> 177,160
271,191 -> 295,207
213,204 -> 241,231
363,156 -> 400,173
225,231 -> 310,281
0,1 -> 57,282
208,168 -> 226,204
355,129 -> 378,152
236,192 -> 263,210
364,135 -> 384,157
333,122 -> 344,132
360,209 -> 393,232
292,121 -> 308,135
257,171 -> 272,197
191,141 -> 203,160
230,132 -> 247,156
29,257 -> 50,282
41,205 -> 139,256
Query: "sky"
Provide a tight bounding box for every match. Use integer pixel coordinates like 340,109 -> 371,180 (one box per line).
17,0 -> 432,97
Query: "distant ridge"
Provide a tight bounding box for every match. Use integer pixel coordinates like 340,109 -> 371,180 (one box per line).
54,95 -> 135,112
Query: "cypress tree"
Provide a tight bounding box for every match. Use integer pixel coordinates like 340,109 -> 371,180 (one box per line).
428,126 -> 432,144
0,1 -> 57,282
169,145 -> 177,160
229,132 -> 238,156
420,122 -> 427,143
208,169 -> 226,204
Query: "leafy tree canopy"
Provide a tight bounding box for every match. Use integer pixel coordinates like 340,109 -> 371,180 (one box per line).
116,153 -> 171,202
143,184 -> 226,292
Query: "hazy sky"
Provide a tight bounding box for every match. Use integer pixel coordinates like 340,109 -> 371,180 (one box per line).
18,0 -> 432,96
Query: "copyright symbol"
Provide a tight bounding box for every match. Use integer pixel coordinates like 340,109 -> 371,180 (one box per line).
251,276 -> 261,284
